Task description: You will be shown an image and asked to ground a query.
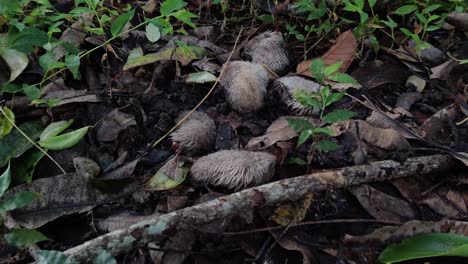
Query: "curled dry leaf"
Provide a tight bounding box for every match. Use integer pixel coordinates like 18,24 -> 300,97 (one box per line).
246,116 -> 303,150
95,109 -> 137,142
351,61 -> 410,89
190,150 -> 276,190
220,61 -> 271,113
420,104 -> 458,141
296,30 -> 357,77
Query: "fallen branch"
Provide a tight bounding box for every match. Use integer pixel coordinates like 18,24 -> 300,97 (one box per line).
63,154 -> 456,262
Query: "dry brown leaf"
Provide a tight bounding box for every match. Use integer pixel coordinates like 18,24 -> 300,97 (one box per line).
296,30 -> 357,77
393,177 -> 467,218
245,116 -> 304,150
349,185 -> 417,222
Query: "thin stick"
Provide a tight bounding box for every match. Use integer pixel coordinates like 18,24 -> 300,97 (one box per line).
150,28 -> 244,148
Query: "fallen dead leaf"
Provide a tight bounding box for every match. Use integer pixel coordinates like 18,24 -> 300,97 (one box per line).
349,185 -> 417,222
296,30 -> 357,77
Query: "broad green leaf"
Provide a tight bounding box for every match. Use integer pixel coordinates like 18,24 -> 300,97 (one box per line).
286,118 -> 314,132
322,109 -> 356,123
422,4 -> 441,14
293,90 -> 321,109
0,107 -> 15,138
378,233 -> 468,263
328,73 -> 358,84
0,48 -> 29,82
426,25 -> 440,31
38,126 -> 90,150
34,250 -> 72,264
427,15 -> 440,23
0,162 -> 11,197
84,27 -> 105,35
324,91 -> 345,107
0,121 -> 43,167
171,9 -> 197,29
186,71 -> 217,83
110,9 -> 135,37
146,163 -> 189,191
315,140 -> 339,152
0,191 -> 40,213
4,229 -> 48,247
160,0 -> 187,16
7,27 -> 48,53
1,83 -> 22,94
22,84 -> 41,100
39,52 -> 56,71
40,120 -> 74,141
297,129 -> 313,147
145,23 -> 161,42
94,250 -> 117,264
312,127 -> 334,136
310,59 -> 326,83
324,61 -> 343,77
65,54 -> 80,79
11,149 -> 44,183
393,5 -> 417,15
124,46 -> 206,70
415,13 -> 426,23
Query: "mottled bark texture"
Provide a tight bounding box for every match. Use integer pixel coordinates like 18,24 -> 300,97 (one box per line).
63,155 -> 456,263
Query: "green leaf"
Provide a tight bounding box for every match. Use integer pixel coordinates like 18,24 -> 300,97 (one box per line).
310,59 -> 326,83
124,46 -> 206,70
160,0 -> 187,16
0,121 -> 43,167
40,120 -> 74,141
312,127 -> 334,136
328,73 -> 358,84
383,16 -> 398,28
297,129 -> 313,147
34,250 -> 72,264
378,233 -> 468,263
4,229 -> 48,247
0,48 -> 29,82
84,27 -> 105,35
426,25 -> 440,31
422,4 -> 441,14
286,118 -> 314,132
0,191 -> 40,213
324,61 -> 343,77
427,15 -> 440,23
22,84 -> 41,101
315,140 -> 339,152
322,109 -> 356,123
324,91 -> 345,107
0,0 -> 22,19
146,162 -> 189,191
393,5 -> 417,15
38,126 -> 90,150
11,149 -> 44,183
415,13 -> 427,23
145,23 -> 161,42
0,107 -> 15,139
94,250 -> 117,264
110,9 -> 135,37
0,162 -> 11,197
286,157 -> 307,165
39,52 -> 57,71
186,71 -> 217,83
292,90 -> 322,108
65,54 -> 80,79
7,27 -> 48,53
1,83 -> 22,94
171,9 -> 198,29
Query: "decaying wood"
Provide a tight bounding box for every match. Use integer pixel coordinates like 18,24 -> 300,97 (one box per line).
63,154 -> 456,262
